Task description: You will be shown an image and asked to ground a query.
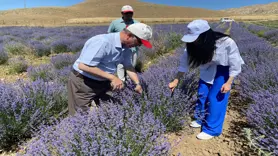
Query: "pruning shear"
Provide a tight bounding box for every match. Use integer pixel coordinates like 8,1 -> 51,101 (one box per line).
170,89 -> 175,98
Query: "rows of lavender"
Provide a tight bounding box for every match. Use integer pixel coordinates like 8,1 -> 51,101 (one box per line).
242,23 -> 278,46
0,24 -> 198,155
0,24 -> 186,74
1,21 -> 276,155
21,22 -> 227,155
230,23 -> 278,155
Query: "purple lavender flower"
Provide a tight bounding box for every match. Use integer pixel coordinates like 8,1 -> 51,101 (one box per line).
21,101 -> 170,155
0,79 -> 67,151
8,57 -> 28,73
50,53 -> 78,69
28,40 -> 51,57
0,43 -> 8,64
27,64 -> 57,81
246,91 -> 278,155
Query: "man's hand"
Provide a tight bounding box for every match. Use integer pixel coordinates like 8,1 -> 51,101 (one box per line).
111,77 -> 124,90
134,84 -> 143,94
125,66 -> 143,94
168,79 -> 179,92
221,83 -> 231,93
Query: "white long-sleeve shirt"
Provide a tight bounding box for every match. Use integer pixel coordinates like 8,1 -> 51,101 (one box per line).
178,37 -> 244,84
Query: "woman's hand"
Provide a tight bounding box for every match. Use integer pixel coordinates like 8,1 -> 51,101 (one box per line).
168,79 -> 179,92
221,83 -> 231,93
134,84 -> 143,94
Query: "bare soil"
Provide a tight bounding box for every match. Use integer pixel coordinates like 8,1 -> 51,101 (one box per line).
168,92 -> 255,156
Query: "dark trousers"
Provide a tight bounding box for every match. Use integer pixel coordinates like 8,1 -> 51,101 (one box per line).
67,70 -> 112,116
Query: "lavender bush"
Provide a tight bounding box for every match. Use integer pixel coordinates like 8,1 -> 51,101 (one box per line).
231,22 -> 278,155
239,61 -> 278,99
242,23 -> 278,46
27,64 -> 57,81
0,79 -> 67,151
246,24 -> 269,37
246,91 -> 278,155
0,44 -> 8,64
28,41 -> 51,57
4,41 -> 30,55
50,53 -> 79,69
50,38 -> 72,54
56,65 -> 72,84
8,57 -> 28,73
137,31 -> 184,72
264,29 -> 278,45
0,26 -> 108,57
21,101 -> 170,155
117,48 -> 199,132
140,49 -> 198,131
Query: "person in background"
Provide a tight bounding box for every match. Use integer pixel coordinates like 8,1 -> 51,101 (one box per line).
168,19 -> 244,140
68,23 -> 153,116
108,5 -> 142,82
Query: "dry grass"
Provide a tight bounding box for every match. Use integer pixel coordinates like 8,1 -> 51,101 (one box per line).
65,15 -> 278,25
223,2 -> 278,15
229,14 -> 278,21
66,17 -> 222,25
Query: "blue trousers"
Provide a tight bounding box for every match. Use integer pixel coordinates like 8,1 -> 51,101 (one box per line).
194,65 -> 230,136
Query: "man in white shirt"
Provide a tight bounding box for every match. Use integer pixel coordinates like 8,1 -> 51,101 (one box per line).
169,19 -> 244,140
68,23 -> 153,115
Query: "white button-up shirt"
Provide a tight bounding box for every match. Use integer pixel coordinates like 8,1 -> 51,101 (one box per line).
73,32 -> 133,81
178,37 -> 244,84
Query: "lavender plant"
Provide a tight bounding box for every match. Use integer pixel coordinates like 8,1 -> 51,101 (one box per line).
119,48 -> 199,132
246,91 -> 278,155
0,79 -> 67,151
56,65 -> 72,84
139,52 -> 199,131
8,57 -> 28,73
50,53 -> 78,69
239,61 -> 278,97
0,44 -> 8,64
27,64 -> 57,81
20,101 -> 170,155
4,41 -> 30,55
231,22 -> 278,155
28,41 -> 51,57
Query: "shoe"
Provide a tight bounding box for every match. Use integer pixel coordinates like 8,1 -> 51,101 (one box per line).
190,121 -> 201,128
196,132 -> 214,140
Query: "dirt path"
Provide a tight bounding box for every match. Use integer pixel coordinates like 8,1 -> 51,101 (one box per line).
168,96 -> 254,156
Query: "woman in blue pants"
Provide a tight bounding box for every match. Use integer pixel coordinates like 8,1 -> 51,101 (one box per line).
169,19 -> 244,140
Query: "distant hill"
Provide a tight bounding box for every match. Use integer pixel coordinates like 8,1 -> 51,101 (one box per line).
223,2 -> 278,15
0,0 -> 277,26
0,0 -> 227,26
69,0 -> 227,18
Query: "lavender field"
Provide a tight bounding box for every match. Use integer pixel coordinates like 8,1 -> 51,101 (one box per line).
0,22 -> 277,155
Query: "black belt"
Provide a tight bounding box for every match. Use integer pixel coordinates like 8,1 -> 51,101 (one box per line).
71,68 -> 109,83
72,68 -> 85,79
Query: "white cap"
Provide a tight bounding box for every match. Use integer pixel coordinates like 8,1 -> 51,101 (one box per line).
121,5 -> 134,13
181,19 -> 211,43
126,23 -> 153,48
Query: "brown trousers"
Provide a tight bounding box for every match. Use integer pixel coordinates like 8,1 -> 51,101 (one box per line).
67,70 -> 112,116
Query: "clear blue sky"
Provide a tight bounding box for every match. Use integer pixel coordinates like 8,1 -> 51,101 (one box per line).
0,0 -> 84,11
141,0 -> 278,10
0,0 -> 276,11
